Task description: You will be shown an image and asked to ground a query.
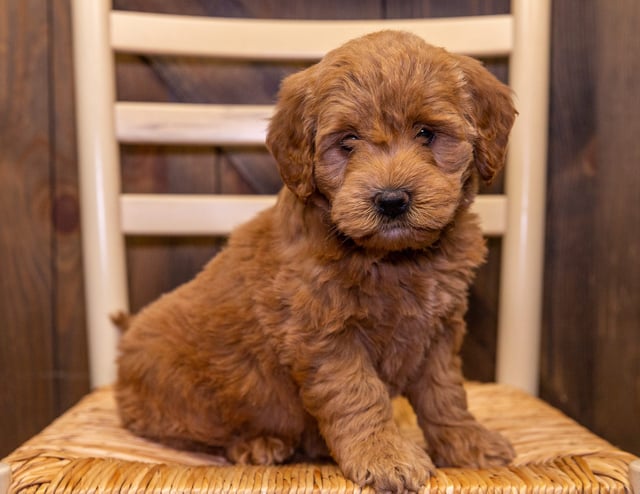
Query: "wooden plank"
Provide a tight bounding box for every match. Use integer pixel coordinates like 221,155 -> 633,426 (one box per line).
0,0 -> 55,457
115,102 -> 272,145
113,0 -> 379,19
538,0 -> 597,428
50,0 -> 91,413
385,0 -> 510,18
593,0 -> 640,456
110,11 -> 513,59
463,237 -> 502,382
120,194 -> 276,235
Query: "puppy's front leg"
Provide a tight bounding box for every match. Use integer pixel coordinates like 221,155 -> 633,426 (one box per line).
405,311 -> 515,468
295,339 -> 434,493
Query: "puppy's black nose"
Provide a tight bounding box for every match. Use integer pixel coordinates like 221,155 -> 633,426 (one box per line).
374,189 -> 411,218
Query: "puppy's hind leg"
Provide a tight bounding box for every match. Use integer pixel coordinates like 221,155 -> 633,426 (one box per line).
227,436 -> 295,465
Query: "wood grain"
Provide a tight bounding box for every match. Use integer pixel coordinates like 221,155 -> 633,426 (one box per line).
539,0 -> 598,426
49,0 -> 91,414
0,0 -> 55,457
592,0 -> 640,453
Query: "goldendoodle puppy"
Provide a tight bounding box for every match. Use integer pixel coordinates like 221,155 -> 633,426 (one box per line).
116,30 -> 517,493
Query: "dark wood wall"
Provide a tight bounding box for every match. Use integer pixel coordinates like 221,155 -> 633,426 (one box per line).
0,0 -> 89,454
542,0 -> 640,451
1,0 -> 638,458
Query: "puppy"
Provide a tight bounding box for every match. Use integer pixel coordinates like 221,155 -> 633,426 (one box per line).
116,30 -> 517,493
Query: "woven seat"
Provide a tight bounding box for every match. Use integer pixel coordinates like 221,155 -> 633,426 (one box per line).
4,383 -> 637,493
2,1 -> 639,493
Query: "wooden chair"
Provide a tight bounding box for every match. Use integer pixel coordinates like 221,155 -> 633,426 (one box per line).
2,0 -> 638,492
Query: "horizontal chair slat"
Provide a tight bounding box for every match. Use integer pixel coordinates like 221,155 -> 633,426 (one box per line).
110,12 -> 513,60
115,102 -> 272,145
120,194 -> 507,237
121,194 -> 275,236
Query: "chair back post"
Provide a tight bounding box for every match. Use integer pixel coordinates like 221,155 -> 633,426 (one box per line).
495,0 -> 551,394
71,0 -> 129,387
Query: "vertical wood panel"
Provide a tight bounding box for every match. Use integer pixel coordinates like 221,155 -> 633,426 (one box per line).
540,0 -> 597,424
461,238 -> 501,381
50,0 -> 90,413
0,0 -> 55,457
540,0 -> 640,455
593,0 -> 640,454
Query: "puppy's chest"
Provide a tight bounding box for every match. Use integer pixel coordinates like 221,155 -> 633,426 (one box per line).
349,257 -> 459,324
341,260 -> 459,386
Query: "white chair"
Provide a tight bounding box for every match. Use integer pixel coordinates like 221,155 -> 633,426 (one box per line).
2,1 -> 638,492
82,0 -> 546,396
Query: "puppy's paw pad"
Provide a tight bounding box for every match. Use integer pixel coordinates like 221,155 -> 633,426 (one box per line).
227,436 -> 294,465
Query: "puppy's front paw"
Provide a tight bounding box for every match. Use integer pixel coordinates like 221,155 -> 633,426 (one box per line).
428,422 -> 515,469
341,433 -> 435,493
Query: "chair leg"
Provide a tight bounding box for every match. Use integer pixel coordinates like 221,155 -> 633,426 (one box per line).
0,462 -> 10,494
631,459 -> 640,494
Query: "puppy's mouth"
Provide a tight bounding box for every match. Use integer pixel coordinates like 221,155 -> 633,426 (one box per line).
336,203 -> 444,250
351,220 -> 443,252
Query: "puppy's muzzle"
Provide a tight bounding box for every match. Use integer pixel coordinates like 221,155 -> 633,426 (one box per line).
374,189 -> 411,218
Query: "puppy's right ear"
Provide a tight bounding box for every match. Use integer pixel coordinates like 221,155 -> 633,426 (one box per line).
266,68 -> 317,202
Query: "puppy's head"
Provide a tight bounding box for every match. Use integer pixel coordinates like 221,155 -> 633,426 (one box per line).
267,31 -> 516,251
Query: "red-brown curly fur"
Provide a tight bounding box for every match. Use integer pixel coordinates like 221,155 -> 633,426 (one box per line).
116,31 -> 517,492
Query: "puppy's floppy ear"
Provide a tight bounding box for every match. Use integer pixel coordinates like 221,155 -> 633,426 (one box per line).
266,67 -> 318,201
458,55 -> 517,183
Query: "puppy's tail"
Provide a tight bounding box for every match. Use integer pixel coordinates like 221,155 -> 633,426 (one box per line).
111,311 -> 134,333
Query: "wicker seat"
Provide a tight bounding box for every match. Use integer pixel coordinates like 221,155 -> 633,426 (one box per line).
2,0 -> 639,493
4,384 -> 637,493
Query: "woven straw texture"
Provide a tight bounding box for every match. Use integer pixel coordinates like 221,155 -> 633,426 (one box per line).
3,383 -> 637,493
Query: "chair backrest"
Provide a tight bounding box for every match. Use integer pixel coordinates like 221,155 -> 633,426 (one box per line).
71,0 -> 550,393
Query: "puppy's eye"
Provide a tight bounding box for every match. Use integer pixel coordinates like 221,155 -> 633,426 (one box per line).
416,127 -> 436,146
340,134 -> 360,153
